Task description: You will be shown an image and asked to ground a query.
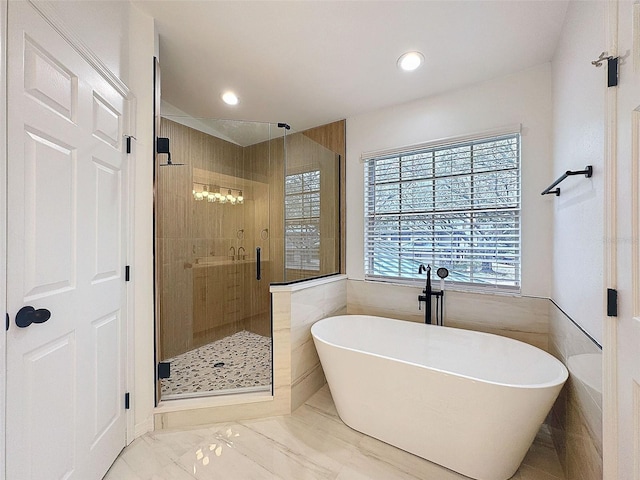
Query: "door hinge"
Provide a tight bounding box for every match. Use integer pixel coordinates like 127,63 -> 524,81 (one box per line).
125,265 -> 130,282
607,57 -> 619,87
157,362 -> 171,379
125,392 -> 130,410
124,135 -> 136,154
607,288 -> 618,317
591,53 -> 619,88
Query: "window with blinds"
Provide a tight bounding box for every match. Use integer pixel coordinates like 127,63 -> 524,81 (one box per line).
285,170 -> 321,271
364,133 -> 521,290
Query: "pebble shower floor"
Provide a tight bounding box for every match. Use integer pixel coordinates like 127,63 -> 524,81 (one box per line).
160,330 -> 272,398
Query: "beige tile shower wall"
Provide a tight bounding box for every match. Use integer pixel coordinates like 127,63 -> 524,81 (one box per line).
347,280 -> 549,351
189,125 -> 244,262
548,303 -> 602,480
286,276 -> 347,410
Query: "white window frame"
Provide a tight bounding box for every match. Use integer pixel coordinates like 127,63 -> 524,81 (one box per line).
363,129 -> 521,293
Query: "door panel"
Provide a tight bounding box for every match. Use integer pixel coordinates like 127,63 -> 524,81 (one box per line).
92,312 -> 120,446
93,158 -> 121,282
92,92 -> 122,148
25,333 -> 75,480
7,3 -> 128,479
23,127 -> 76,299
23,34 -> 77,121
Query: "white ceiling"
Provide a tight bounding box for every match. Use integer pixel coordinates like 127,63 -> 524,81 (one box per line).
134,0 -> 569,134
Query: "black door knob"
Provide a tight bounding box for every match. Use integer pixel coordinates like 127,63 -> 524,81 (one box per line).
16,306 -> 51,328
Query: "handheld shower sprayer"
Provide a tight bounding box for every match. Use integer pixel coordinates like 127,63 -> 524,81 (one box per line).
437,267 -> 449,291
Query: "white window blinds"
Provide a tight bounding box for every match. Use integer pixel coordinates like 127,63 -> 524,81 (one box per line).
364,133 -> 521,290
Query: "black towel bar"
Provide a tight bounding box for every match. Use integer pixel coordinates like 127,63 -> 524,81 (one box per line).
541,166 -> 593,196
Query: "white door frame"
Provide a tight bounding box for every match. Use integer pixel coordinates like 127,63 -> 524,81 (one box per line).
602,0 -> 618,477
0,0 -> 8,479
125,96 -> 137,446
2,1 -> 137,475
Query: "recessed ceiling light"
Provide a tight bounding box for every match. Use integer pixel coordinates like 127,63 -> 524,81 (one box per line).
221,91 -> 239,106
397,51 -> 424,72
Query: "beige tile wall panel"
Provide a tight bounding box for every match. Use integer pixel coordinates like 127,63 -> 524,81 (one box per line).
548,303 -> 602,480
346,280 -> 550,351
291,363 -> 326,412
289,278 -> 347,408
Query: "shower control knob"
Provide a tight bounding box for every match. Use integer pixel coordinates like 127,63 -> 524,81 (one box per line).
15,306 -> 51,328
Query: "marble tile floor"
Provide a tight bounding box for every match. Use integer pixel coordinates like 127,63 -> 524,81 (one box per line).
160,330 -> 272,398
107,385 -> 565,480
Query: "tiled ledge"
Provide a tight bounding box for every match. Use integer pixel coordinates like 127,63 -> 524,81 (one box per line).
270,274 -> 347,293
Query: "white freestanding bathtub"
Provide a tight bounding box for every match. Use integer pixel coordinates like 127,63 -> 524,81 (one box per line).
311,315 -> 568,480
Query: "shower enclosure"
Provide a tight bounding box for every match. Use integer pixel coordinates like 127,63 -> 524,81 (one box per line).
154,116 -> 340,400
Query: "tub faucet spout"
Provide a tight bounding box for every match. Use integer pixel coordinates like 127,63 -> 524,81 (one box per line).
238,246 -> 246,260
418,264 -> 445,326
418,264 -> 432,324
229,246 -> 236,260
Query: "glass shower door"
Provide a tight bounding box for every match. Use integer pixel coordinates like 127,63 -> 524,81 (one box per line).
155,117 -> 276,400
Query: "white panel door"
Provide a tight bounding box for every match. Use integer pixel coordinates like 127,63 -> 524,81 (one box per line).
6,3 -> 128,479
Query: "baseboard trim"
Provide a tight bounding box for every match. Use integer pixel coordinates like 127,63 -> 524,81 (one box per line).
134,417 -> 154,439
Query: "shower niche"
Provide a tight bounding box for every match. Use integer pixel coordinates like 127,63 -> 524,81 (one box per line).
155,116 -> 340,400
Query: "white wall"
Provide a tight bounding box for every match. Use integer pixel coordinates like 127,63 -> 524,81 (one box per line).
128,3 -> 156,438
551,1 -> 605,344
45,0 -> 131,82
346,64 -> 554,298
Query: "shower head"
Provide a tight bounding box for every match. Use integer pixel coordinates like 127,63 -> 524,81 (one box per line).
436,267 -> 449,279
157,137 -> 185,166
159,156 -> 184,167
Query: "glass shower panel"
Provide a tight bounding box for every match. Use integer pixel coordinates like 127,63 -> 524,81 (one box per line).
155,116 -> 276,400
283,130 -> 341,282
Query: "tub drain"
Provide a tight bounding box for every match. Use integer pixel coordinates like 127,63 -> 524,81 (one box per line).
213,362 -> 225,368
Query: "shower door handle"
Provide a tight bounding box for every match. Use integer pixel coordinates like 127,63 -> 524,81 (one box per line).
256,247 -> 261,280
